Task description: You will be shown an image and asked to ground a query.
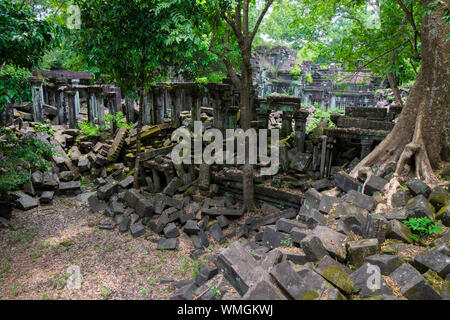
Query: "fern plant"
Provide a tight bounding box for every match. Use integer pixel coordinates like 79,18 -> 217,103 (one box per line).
403,217 -> 443,242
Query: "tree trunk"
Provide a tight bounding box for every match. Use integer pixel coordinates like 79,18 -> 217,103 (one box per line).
387,71 -> 403,107
240,49 -> 256,212
133,87 -> 145,189
351,2 -> 450,186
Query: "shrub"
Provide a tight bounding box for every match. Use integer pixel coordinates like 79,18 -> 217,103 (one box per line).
0,128 -> 56,192
403,217 -> 443,242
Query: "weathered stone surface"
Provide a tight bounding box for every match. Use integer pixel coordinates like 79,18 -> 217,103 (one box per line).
300,234 -> 328,262
270,261 -> 324,300
414,250 -> 450,279
389,263 -> 441,300
31,171 -> 43,186
318,195 -> 340,214
23,181 -> 35,196
315,256 -> 354,294
242,279 -> 286,300
77,155 -> 90,173
119,175 -> 134,189
135,198 -> 154,218
198,164 -> 211,190
184,220 -> 200,235
290,226 -> 309,244
302,188 -> 322,210
0,217 -> 9,229
169,281 -> 197,300
437,205 -> 450,227
347,239 -> 379,268
97,182 -> 117,200
215,242 -> 266,296
311,179 -> 332,191
184,202 -> 200,216
163,222 -> 180,238
216,215 -> 230,229
350,262 -> 392,298
262,225 -> 291,249
87,193 -> 107,213
208,223 -> 225,242
406,178 -> 431,198
276,218 -> 304,233
363,214 -> 389,243
39,191 -> 54,204
392,190 -> 412,208
119,216 -> 130,233
297,206 -> 326,228
341,212 -> 367,236
364,175 -> 388,196
157,238 -> 178,250
334,171 -> 363,193
163,177 -> 183,196
405,195 -> 435,220
343,190 -> 375,212
130,221 -> 145,238
365,254 -> 403,275
17,192 -> 38,210
107,127 -> 127,162
110,200 -> 124,215
202,208 -> 243,217
311,226 -> 348,262
124,189 -> 141,209
387,219 -> 413,244
58,181 -> 81,192
428,186 -> 450,210
58,171 -> 74,182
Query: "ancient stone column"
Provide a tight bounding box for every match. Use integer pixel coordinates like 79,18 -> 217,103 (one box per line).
124,96 -> 135,123
360,136 -> 373,159
67,90 -> 77,129
142,88 -> 151,125
190,87 -> 201,131
29,77 -> 44,123
87,87 -> 97,124
72,78 -> 80,119
293,110 -> 309,153
280,111 -> 293,139
96,90 -> 105,130
56,78 -> 67,125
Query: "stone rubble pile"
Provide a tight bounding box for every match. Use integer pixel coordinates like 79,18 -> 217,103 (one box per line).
168,175 -> 449,300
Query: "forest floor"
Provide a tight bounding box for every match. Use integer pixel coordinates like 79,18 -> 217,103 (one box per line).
0,193 -> 229,300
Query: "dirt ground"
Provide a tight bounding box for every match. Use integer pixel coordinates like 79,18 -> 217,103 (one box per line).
0,193 -> 227,300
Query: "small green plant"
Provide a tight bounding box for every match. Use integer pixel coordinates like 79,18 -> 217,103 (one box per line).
279,201 -> 285,209
403,217 -> 443,242
348,265 -> 356,270
142,287 -> 149,297
34,120 -> 55,135
105,111 -> 133,130
100,286 -> 112,299
280,236 -> 292,247
78,120 -> 100,136
209,282 -> 221,300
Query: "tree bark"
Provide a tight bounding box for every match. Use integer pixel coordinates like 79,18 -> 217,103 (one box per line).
351,2 -> 450,185
133,86 -> 144,189
387,71 -> 403,107
240,47 -> 255,211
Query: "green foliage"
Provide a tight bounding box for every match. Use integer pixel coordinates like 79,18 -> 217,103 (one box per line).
0,64 -> 32,113
304,73 -> 313,84
34,120 -> 55,135
289,64 -> 302,80
306,104 -> 344,132
0,129 -> 56,192
403,217 -> 443,242
104,112 -> 133,130
78,121 -> 100,137
76,0 -> 207,92
0,1 -> 59,69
